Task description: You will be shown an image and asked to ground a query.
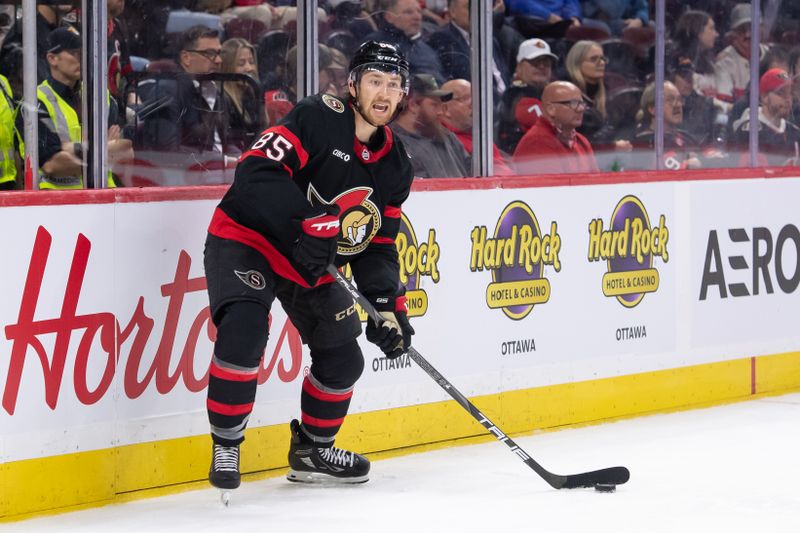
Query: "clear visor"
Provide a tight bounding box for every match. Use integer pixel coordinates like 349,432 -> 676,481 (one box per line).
350,63 -> 410,95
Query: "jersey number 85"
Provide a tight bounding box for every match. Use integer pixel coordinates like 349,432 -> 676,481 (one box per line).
252,131 -> 293,162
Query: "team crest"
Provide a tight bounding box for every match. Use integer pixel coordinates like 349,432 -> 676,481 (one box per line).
322,94 -> 345,113
235,269 -> 267,290
308,184 -> 381,256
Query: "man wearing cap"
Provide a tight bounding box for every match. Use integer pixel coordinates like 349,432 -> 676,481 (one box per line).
440,78 -> 513,175
392,73 -> 471,177
512,80 -> 598,174
17,27 -> 128,189
731,68 -> 800,166
714,3 -> 770,106
497,37 -> 557,154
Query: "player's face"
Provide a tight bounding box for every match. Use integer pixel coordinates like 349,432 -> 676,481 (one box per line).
352,70 -> 405,126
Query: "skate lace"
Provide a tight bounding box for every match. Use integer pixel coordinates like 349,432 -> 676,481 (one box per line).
213,444 -> 239,472
319,446 -> 355,467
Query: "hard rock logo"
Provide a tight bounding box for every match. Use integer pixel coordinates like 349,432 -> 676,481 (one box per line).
587,195 -> 669,307
470,201 -> 561,320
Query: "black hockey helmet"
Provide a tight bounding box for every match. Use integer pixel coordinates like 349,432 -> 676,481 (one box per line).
348,40 -> 410,95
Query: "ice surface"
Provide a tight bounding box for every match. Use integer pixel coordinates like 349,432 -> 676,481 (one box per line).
5,393 -> 800,532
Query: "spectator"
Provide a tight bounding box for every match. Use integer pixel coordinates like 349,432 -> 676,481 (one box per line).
0,3 -> 75,94
427,0 -> 512,97
630,81 -> 703,170
220,38 -> 265,151
564,40 -> 631,161
16,28 -> 131,189
365,0 -> 447,82
497,37 -> 557,154
506,0 -> 581,39
667,54 -> 717,145
714,3 -> 769,108
391,73 -> 471,177
513,80 -> 599,174
326,47 -> 350,98
108,0 -> 132,122
581,0 -> 649,36
0,72 -> 18,190
731,68 -> 800,166
668,10 -> 719,105
440,78 -> 513,175
789,46 -> 800,122
141,25 -> 234,158
727,44 -> 791,142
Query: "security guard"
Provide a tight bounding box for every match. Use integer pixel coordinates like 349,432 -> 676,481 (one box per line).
0,73 -> 18,190
18,27 -> 124,189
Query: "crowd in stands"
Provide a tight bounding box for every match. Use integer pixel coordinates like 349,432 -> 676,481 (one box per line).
1,0 -> 800,189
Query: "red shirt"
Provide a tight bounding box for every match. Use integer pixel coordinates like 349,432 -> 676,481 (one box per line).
443,123 -> 514,176
512,118 -> 599,175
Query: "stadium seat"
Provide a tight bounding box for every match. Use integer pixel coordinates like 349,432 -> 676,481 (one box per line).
564,24 -> 610,44
622,26 -> 655,58
225,17 -> 268,44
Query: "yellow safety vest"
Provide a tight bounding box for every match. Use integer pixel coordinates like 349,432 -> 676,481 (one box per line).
36,80 -> 115,189
0,75 -> 17,187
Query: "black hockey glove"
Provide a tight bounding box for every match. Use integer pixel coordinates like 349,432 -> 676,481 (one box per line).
365,296 -> 415,359
292,205 -> 341,278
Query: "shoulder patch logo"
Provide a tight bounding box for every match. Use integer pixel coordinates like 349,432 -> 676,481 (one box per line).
322,94 -> 345,113
235,269 -> 267,290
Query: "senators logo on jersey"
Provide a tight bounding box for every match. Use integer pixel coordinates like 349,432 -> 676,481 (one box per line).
308,185 -> 381,256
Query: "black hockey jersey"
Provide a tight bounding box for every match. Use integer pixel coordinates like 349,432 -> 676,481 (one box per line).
208,93 -> 414,299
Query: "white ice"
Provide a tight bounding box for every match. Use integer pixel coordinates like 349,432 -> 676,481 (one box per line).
4,392 -> 800,533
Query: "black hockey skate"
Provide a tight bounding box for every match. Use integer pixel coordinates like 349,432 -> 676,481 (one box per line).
209,443 -> 241,505
287,419 -> 370,484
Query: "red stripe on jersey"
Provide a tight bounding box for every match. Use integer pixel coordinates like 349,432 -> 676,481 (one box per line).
302,377 -> 353,403
302,413 -> 346,428
274,125 -> 309,168
208,208 -> 334,288
207,398 -> 254,416
210,361 -> 259,382
354,125 -> 394,164
371,236 -> 395,245
239,149 -> 267,161
395,295 -> 407,312
383,205 -> 401,218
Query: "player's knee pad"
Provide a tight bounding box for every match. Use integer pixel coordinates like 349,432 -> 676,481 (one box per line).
309,339 -> 364,390
213,301 -> 270,369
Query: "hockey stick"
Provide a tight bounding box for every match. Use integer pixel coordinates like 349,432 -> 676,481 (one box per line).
326,265 -> 630,490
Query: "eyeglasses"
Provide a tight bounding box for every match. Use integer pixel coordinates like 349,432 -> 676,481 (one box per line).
552,99 -> 588,111
187,49 -> 223,61
584,55 -> 609,65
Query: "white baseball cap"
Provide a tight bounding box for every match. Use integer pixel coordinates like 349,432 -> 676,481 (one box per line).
516,38 -> 558,63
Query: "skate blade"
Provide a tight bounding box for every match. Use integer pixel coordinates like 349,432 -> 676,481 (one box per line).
286,469 -> 369,484
219,489 -> 233,506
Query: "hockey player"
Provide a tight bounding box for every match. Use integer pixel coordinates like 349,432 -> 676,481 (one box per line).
203,41 -> 415,493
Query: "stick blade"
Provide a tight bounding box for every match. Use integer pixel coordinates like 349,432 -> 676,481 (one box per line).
558,466 -> 630,489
